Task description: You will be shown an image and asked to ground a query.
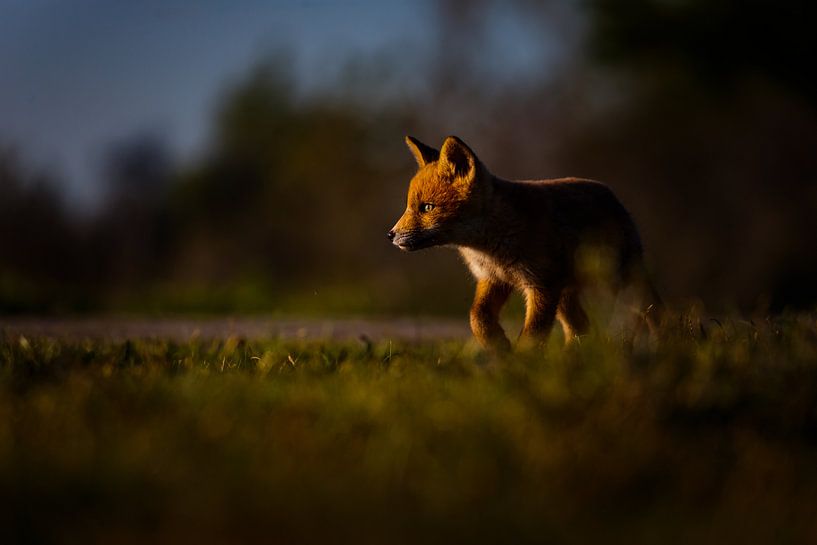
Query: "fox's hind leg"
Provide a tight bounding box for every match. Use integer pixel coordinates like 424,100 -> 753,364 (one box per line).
470,280 -> 513,352
557,287 -> 589,343
518,286 -> 560,349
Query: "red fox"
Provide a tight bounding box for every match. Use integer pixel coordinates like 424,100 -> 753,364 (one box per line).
388,135 -> 661,352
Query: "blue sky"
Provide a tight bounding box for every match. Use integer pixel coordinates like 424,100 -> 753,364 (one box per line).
0,0 -> 558,208
0,0 -> 434,206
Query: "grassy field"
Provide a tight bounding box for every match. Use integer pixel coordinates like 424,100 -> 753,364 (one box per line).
2,313 -> 817,544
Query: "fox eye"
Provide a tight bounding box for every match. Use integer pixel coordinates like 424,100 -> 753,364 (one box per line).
420,203 -> 435,213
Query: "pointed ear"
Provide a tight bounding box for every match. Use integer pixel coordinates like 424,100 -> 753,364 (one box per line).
438,136 -> 476,181
405,136 -> 439,167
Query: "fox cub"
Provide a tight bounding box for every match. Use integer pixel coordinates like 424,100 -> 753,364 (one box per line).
388,135 -> 660,352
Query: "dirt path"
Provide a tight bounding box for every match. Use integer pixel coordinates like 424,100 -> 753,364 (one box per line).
0,316 -> 471,342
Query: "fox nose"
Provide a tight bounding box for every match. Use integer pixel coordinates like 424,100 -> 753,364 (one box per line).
387,230 -> 396,241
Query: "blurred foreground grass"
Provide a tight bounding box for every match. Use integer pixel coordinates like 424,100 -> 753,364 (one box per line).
2,314 -> 817,544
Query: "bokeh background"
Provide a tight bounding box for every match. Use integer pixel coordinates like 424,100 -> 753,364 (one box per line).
1,0 -> 816,316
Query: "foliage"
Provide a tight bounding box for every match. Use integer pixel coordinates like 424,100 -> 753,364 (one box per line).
4,3 -> 817,315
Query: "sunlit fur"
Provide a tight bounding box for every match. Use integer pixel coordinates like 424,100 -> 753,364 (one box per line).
390,135 -> 662,352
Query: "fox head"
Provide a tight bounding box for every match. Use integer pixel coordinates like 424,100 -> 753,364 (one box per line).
388,135 -> 490,251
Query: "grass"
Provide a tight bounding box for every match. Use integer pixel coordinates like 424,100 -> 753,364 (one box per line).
2,313 -> 817,544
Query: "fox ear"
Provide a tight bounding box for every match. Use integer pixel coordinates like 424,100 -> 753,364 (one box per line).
405,136 -> 439,167
438,136 -> 476,181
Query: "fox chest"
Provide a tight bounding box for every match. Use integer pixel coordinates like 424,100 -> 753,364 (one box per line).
458,247 -> 519,285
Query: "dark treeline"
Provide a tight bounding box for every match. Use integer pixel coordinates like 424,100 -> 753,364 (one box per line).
2,0 -> 816,315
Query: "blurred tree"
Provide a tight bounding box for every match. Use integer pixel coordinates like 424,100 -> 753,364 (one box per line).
3,1 -> 817,314
93,133 -> 174,288
161,62 -> 470,313
564,0 -> 817,310
587,0 -> 817,102
0,149 -> 82,312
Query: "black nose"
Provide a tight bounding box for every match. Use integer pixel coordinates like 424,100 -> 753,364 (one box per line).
387,230 -> 395,241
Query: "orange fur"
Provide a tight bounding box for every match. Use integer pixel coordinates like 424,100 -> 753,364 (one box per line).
390,136 -> 661,352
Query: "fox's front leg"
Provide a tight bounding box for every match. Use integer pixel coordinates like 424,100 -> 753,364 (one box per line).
518,287 -> 560,349
470,280 -> 513,352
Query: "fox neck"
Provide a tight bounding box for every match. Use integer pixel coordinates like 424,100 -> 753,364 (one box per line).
451,175 -> 515,254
